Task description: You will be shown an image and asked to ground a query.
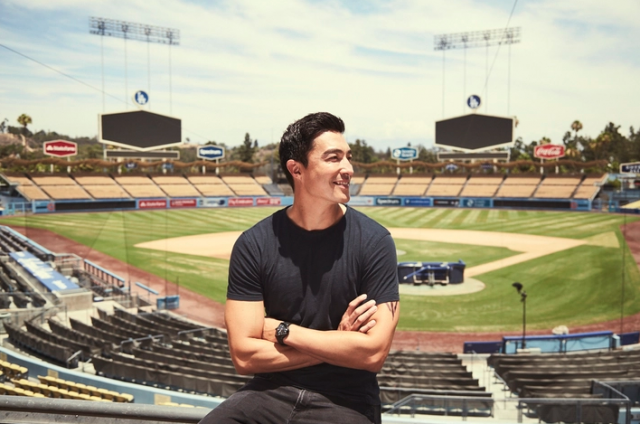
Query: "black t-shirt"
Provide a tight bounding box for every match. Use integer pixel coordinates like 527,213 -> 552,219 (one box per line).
227,205 -> 399,405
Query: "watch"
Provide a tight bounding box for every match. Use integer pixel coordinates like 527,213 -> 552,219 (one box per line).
275,322 -> 290,346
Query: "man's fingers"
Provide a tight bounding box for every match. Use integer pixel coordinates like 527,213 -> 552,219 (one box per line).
347,294 -> 368,312
359,320 -> 376,333
354,303 -> 377,325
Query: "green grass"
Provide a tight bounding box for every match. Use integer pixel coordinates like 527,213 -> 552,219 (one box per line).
2,207 -> 639,332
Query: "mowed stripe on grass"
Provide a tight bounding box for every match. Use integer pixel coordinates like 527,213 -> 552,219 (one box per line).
2,207 -> 639,332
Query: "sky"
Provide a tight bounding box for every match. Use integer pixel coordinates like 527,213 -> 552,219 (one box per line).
1,0 -> 639,151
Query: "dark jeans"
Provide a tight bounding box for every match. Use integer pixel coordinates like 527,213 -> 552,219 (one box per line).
199,376 -> 380,424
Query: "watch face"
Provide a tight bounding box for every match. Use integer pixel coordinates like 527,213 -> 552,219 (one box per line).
276,322 -> 289,345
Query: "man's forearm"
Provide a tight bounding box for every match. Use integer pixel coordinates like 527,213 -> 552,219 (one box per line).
283,325 -> 391,372
229,336 -> 322,375
264,301 -> 399,373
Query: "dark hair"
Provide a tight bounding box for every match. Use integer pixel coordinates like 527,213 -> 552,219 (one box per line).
279,112 -> 345,188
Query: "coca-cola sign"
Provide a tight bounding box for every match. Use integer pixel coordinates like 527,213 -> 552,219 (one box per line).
534,144 -> 565,159
43,140 -> 77,157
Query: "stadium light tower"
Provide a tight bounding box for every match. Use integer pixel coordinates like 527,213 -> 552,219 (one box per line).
89,17 -> 180,112
512,282 -> 527,350
434,27 -> 521,116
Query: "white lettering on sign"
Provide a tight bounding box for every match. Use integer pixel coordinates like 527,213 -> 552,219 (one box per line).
53,280 -> 67,290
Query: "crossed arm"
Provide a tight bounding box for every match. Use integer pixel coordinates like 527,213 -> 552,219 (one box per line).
225,295 -> 400,375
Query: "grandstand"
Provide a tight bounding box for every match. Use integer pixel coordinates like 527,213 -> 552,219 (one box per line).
220,175 -> 267,196
392,176 -> 431,196
426,176 -> 467,197
359,176 -> 398,196
495,175 -> 541,198
151,175 -> 202,198
460,176 -> 503,198
186,175 -> 234,197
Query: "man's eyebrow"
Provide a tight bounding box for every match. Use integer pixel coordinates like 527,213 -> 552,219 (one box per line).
321,148 -> 351,157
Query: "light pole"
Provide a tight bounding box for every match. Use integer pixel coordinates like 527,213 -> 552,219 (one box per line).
512,282 -> 527,350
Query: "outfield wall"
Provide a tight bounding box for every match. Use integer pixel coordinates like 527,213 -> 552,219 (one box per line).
0,194 -> 601,215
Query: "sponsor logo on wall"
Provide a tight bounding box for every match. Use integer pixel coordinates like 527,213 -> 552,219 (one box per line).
229,198 -> 254,207
433,199 -> 459,207
404,198 -> 431,207
461,198 -> 491,208
139,200 -> 167,209
256,197 -> 282,206
198,198 -> 227,208
170,199 -> 197,208
347,197 -> 375,206
375,197 -> 402,206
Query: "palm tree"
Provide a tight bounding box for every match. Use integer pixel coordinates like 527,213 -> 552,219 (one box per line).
17,114 -> 32,135
571,120 -> 583,138
539,137 -> 551,145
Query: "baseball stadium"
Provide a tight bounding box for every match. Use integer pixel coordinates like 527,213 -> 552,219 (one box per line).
1,2 -> 640,424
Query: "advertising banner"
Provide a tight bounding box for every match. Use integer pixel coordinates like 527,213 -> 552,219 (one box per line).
433,198 -> 460,207
534,144 -> 565,159
139,199 -> 167,209
229,198 -> 254,207
256,197 -> 282,206
43,140 -> 78,157
198,198 -> 227,208
375,197 -> 402,206
347,196 -> 375,206
460,198 -> 492,208
404,198 -> 432,207
170,199 -> 197,208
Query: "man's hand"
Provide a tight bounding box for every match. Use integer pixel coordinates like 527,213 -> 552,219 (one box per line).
338,294 -> 377,333
262,294 -> 378,343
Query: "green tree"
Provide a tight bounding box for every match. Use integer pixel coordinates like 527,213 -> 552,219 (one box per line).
236,133 -> 256,163
349,139 -> 376,164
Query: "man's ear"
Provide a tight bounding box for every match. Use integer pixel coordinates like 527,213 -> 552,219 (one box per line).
286,159 -> 303,181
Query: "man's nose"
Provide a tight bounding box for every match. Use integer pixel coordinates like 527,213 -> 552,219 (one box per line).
341,157 -> 354,176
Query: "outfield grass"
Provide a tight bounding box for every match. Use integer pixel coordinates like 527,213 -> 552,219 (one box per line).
3,207 -> 639,332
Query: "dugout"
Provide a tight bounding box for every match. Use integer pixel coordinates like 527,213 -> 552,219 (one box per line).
397,260 -> 465,286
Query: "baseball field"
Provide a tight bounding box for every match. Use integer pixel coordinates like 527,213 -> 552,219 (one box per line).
3,207 -> 638,332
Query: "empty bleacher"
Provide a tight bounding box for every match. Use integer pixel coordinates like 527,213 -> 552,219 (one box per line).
4,175 -> 50,201
573,175 -> 606,200
151,175 -> 201,198
495,176 -> 541,198
31,175 -> 92,200
220,175 -> 267,196
359,176 -> 398,196
426,176 -> 466,197
186,175 -> 234,197
379,351 -> 492,416
534,176 -> 582,199
460,176 -> 504,198
392,176 -> 431,196
114,176 -> 166,198
74,176 -> 130,200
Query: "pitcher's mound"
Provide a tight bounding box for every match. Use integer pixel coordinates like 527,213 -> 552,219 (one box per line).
398,278 -> 485,296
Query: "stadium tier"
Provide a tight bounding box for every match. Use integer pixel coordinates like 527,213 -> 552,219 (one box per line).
392,176 -> 431,196
426,176 -> 466,197
220,175 -> 267,196
359,176 -> 398,196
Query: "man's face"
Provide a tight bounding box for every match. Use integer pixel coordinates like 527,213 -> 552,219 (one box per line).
296,131 -> 353,204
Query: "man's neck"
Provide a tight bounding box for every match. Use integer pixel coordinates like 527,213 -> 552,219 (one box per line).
287,201 -> 346,231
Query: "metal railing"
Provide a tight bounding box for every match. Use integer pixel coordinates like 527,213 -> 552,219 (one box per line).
0,395 -> 208,424
382,392 -> 494,420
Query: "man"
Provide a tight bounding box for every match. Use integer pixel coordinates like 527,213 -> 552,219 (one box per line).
200,112 -> 400,424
